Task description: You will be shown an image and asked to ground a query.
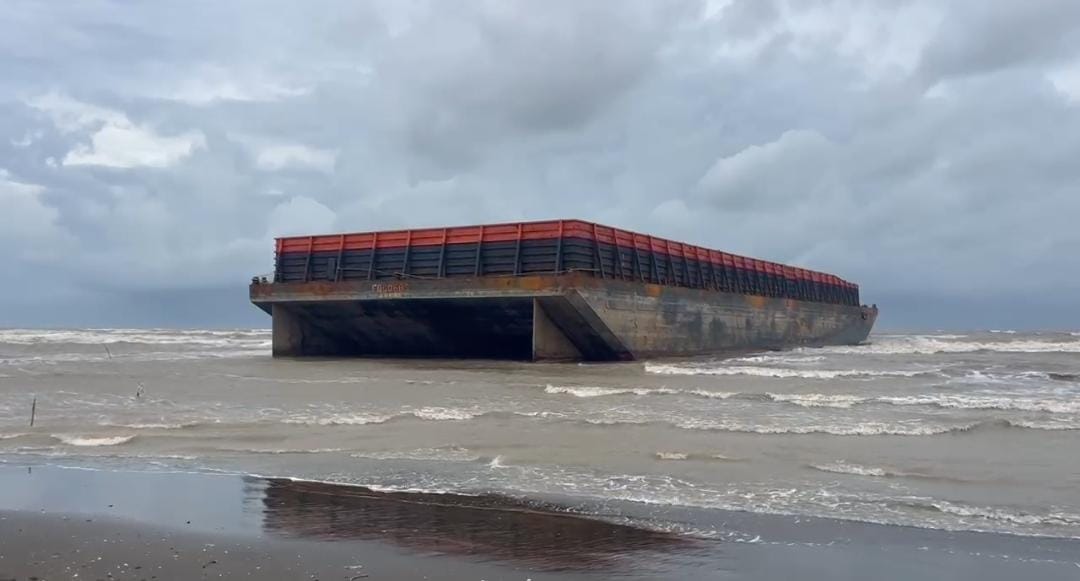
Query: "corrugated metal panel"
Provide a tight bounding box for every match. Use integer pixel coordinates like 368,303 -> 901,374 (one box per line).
271,219 -> 862,306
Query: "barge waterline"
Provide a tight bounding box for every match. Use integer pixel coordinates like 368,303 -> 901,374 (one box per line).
251,220 -> 877,361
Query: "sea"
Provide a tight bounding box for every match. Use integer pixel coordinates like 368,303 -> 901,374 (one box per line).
1,328 -> 1079,542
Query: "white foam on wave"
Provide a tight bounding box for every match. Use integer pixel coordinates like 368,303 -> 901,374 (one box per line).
285,407 -> 485,425
545,385 -> 678,398
686,389 -> 738,399
0,433 -> 27,440
929,500 -> 1080,528
1007,418 -> 1080,431
878,394 -> 1080,414
284,414 -> 394,426
350,446 -> 481,462
409,407 -> 481,421
544,384 -> 735,399
652,451 -> 739,462
655,452 -> 689,460
672,418 -> 975,436
731,354 -> 827,364
766,393 -> 868,408
0,328 -> 270,347
645,363 -> 929,379
812,335 -> 1080,355
811,461 -> 888,477
101,422 -> 200,430
2,349 -> 271,366
52,434 -> 136,447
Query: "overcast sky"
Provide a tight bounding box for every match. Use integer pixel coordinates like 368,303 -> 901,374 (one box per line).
2,0 -> 1078,330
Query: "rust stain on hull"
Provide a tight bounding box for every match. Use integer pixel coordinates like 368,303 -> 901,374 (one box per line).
252,273 -> 877,361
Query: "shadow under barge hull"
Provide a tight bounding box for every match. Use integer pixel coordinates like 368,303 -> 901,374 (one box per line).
251,220 -> 877,361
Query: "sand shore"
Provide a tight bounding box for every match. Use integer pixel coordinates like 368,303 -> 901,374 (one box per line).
1,463 -> 1077,580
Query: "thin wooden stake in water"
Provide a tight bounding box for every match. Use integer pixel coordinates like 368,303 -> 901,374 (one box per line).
30,397 -> 36,427
104,345 -> 113,360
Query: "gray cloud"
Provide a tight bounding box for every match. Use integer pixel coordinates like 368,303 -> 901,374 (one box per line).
0,0 -> 1078,329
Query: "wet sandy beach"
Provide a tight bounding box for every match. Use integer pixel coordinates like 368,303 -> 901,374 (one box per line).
1,464 -> 1078,580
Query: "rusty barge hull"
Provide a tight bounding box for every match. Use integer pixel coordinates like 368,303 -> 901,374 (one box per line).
251,273 -> 876,361
251,219 -> 876,361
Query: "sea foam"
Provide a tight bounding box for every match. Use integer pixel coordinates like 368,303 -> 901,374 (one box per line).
52,434 -> 136,447
645,363 -> 929,379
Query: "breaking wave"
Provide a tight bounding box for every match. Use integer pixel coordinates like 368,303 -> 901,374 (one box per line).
0,328 -> 269,347
669,419 -> 979,436
284,413 -> 394,426
655,451 -> 738,461
222,447 -> 348,455
811,461 -> 888,477
544,385 -> 678,398
766,393 -> 867,408
921,500 -> 1080,528
350,446 -> 481,462
409,407 -> 482,421
812,335 -> 1080,355
52,434 -> 136,447
730,354 -> 827,364
878,394 -> 1080,414
655,451 -> 688,460
760,392 -> 1080,414
544,384 -> 735,399
100,422 -> 201,430
283,407 -> 484,426
644,363 -> 933,379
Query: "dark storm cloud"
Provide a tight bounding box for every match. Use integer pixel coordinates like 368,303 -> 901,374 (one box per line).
0,0 -> 1078,329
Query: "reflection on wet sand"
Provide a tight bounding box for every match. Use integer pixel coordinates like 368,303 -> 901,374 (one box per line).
257,477 -> 696,571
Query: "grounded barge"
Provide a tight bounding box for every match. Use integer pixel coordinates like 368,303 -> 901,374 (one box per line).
250,219 -> 877,361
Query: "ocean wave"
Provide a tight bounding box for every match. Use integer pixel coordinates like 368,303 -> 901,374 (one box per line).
283,407 -> 484,426
100,421 -> 201,430
878,394 -> 1080,414
1006,418 -> 1080,431
810,461 -> 888,477
812,336 -> 1080,355
924,500 -> 1080,528
52,434 -> 136,447
222,447 -> 348,455
686,389 -> 738,399
1,349 -> 271,365
671,419 -> 976,436
351,446 -> 481,462
284,413 -> 394,426
0,328 -> 270,347
765,393 -> 868,408
1005,370 -> 1080,383
730,354 -> 827,364
570,413 -> 984,436
655,451 -> 689,460
222,374 -> 373,385
544,384 -> 735,399
0,433 -> 27,440
645,363 -> 931,379
545,385 -> 679,398
409,407 -> 482,421
655,451 -> 738,461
